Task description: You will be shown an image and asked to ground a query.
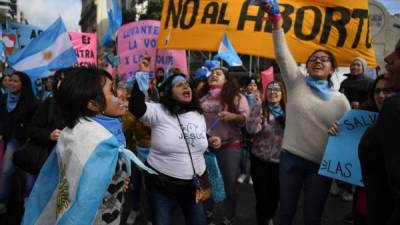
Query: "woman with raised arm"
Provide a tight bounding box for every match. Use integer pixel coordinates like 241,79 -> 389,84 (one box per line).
129,57 -> 221,225
260,2 -> 350,225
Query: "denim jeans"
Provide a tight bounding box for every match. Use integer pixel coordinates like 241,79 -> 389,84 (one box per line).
278,151 -> 332,225
0,138 -> 18,202
146,173 -> 207,225
0,138 -> 36,203
206,147 -> 242,220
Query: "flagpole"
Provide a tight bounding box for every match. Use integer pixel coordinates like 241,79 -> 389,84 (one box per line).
187,50 -> 190,76
249,55 -> 252,77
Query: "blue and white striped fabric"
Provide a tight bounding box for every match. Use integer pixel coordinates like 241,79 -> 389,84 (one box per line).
7,18 -> 77,78
0,26 -> 5,62
102,0 -> 122,46
21,118 -> 156,225
214,33 -> 243,67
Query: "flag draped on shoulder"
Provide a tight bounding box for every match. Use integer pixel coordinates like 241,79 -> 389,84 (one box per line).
102,0 -> 122,46
214,33 -> 242,67
7,18 -> 77,77
21,119 -> 156,225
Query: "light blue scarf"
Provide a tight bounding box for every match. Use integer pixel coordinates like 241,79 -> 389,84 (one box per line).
304,76 -> 332,101
6,93 -> 20,112
268,103 -> 284,119
41,91 -> 53,101
91,115 -> 126,146
1,88 -> 8,95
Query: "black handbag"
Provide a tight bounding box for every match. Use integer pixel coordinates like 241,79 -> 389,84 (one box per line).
13,138 -> 52,175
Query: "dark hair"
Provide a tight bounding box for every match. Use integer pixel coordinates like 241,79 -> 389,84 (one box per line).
12,71 -> 35,101
159,74 -> 203,115
0,75 -> 9,88
197,67 -> 242,113
306,49 -> 338,88
56,67 -> 112,128
11,71 -> 36,114
361,75 -> 388,112
52,67 -> 75,94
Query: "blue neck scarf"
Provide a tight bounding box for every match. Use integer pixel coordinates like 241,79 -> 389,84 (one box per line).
268,103 -> 284,119
41,91 -> 53,101
91,115 -> 126,146
304,76 -> 332,101
1,88 -> 8,95
6,93 -> 20,112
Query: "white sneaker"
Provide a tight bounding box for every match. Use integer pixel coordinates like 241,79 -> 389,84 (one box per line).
126,210 -> 140,224
268,219 -> 274,225
341,191 -> 353,202
146,222 -> 152,225
0,203 -> 7,214
248,177 -> 253,185
237,174 -> 247,183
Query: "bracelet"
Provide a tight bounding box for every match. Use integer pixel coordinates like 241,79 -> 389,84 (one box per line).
268,13 -> 282,25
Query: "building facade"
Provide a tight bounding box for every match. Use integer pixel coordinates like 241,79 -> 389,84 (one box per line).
369,0 -> 400,72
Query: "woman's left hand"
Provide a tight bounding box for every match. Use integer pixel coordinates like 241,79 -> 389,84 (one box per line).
208,136 -> 222,149
328,120 -> 340,136
123,178 -> 130,192
218,111 -> 237,121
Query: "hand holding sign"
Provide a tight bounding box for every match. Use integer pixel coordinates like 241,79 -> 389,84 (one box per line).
140,54 -> 151,72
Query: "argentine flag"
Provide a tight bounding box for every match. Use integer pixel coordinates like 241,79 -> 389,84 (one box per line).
0,26 -> 5,62
102,0 -> 122,46
22,119 -> 156,225
214,33 -> 243,67
7,18 -> 77,77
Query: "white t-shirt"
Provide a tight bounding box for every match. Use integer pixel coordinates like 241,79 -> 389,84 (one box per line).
141,102 -> 208,179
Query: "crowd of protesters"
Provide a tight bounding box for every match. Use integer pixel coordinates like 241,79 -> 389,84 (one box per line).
0,2 -> 399,225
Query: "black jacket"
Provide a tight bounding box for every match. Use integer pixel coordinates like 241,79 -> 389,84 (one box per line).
359,95 -> 400,225
340,74 -> 372,105
0,94 -> 38,143
30,97 -> 65,150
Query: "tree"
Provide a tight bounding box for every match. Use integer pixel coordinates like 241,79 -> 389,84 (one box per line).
139,0 -> 163,20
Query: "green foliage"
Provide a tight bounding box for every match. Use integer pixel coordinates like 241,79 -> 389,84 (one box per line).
140,0 -> 163,20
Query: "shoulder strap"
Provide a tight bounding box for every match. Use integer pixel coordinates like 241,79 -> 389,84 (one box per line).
175,114 -> 197,176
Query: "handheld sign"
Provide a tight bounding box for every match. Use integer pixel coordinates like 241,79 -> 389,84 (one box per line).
248,0 -> 269,5
157,0 -> 376,67
69,32 -> 97,67
318,109 -> 378,186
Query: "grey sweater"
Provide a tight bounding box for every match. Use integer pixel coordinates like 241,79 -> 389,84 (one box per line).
273,28 -> 350,164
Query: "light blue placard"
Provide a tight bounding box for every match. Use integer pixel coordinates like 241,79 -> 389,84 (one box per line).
7,22 -> 43,50
318,109 -> 378,187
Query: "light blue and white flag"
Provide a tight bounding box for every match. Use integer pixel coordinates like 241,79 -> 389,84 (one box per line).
7,18 -> 77,78
214,33 -> 243,67
0,26 -> 5,62
6,21 -> 44,50
102,0 -> 122,46
22,118 -> 156,225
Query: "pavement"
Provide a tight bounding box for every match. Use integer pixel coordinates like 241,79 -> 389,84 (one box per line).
125,181 -> 353,225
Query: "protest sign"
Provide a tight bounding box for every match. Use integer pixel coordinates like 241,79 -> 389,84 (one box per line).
118,20 -> 188,80
69,32 -> 97,67
157,0 -> 376,67
7,22 -> 43,51
318,109 -> 379,186
261,66 -> 274,96
156,49 -> 188,75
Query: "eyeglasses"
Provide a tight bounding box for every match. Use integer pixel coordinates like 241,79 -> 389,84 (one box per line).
267,87 -> 281,93
309,55 -> 331,63
374,88 -> 393,95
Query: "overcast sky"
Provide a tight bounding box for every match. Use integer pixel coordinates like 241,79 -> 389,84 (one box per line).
18,0 -> 400,31
19,0 -> 81,31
